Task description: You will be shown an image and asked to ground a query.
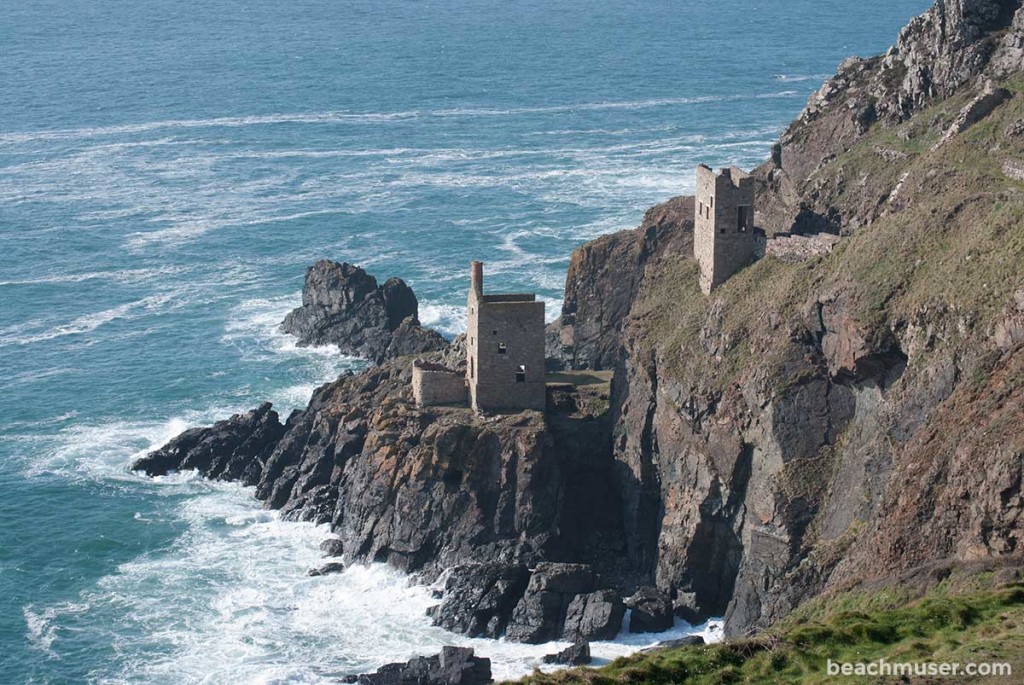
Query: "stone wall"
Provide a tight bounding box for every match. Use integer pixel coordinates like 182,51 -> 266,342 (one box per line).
765,232 -> 840,262
694,165 -> 756,293
412,360 -> 467,407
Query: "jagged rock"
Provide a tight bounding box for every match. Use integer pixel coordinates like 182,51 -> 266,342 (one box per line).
132,402 -> 285,485
133,355 -> 626,604
389,316 -> 449,358
547,196 -> 694,370
542,642 -> 591,666
626,587 -> 674,633
428,564 -> 530,638
344,647 -> 492,685
308,561 -> 346,576
280,260 -> 447,363
638,636 -> 705,654
672,592 -> 710,626
505,563 -> 596,644
320,538 -> 345,557
562,589 -> 625,642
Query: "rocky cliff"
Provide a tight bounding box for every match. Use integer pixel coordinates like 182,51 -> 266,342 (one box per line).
547,0 -> 1024,637
135,0 -> 1024,649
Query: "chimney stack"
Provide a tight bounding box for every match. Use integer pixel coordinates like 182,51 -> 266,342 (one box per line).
470,261 -> 484,297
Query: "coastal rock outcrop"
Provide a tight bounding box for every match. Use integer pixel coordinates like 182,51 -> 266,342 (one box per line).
543,0 -> 1024,640
344,647 -> 492,685
625,587 -> 673,634
756,0 -> 1024,234
133,402 -> 286,485
133,354 -> 632,641
280,260 -> 447,363
562,589 -> 626,642
546,196 -> 693,371
427,562 -> 627,644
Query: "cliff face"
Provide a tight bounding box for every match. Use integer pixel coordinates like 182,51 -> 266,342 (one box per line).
758,0 -> 1024,235
134,0 -> 1024,646
546,197 -> 693,371
548,0 -> 1024,636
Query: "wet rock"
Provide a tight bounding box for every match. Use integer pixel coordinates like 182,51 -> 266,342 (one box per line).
308,561 -> 346,577
672,592 -> 710,626
505,563 -> 595,644
131,402 -> 285,485
626,587 -> 674,634
428,564 -> 530,638
344,647 -> 492,685
638,635 -> 705,654
320,538 -> 345,557
562,589 -> 625,642
280,260 -> 446,363
542,642 -> 591,666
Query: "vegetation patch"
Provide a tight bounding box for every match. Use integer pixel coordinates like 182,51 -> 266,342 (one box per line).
511,580 -> 1024,685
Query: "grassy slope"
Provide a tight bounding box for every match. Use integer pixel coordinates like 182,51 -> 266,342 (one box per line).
512,576 -> 1024,685
630,83 -> 1024,394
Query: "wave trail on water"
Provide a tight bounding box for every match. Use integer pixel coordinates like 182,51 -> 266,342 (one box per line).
0,91 -> 802,145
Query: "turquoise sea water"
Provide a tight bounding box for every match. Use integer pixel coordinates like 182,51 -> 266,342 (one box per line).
1,1 -> 930,682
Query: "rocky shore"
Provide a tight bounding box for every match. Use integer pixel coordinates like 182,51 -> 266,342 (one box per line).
134,0 -> 1024,678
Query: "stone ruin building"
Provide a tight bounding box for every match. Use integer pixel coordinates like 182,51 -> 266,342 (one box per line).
694,164 -> 757,294
412,261 -> 546,413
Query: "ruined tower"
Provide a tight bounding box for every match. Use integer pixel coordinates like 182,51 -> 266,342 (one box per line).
466,261 -> 546,413
694,164 -> 756,294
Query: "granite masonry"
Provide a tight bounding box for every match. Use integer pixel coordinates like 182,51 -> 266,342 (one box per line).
694,165 -> 757,294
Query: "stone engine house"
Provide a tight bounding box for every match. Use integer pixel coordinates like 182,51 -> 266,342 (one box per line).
466,261 -> 546,412
411,261 -> 546,413
694,164 -> 756,294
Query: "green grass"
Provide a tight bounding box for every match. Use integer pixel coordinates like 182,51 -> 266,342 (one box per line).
511,580 -> 1024,685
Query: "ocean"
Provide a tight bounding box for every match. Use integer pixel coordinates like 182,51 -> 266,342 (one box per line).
0,1 -> 930,682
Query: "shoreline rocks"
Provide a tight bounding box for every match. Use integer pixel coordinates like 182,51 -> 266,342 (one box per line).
625,587 -> 673,634
280,260 -> 447,363
543,642 -> 591,666
343,647 -> 492,685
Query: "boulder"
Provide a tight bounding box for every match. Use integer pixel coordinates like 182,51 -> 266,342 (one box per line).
505,563 -> 595,644
672,592 -> 711,626
428,564 -> 530,638
626,587 -> 674,634
308,562 -> 346,577
344,647 -> 492,685
542,642 -> 591,666
562,589 -> 625,642
320,537 -> 345,557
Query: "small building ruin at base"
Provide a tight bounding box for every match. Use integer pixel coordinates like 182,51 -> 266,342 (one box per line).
412,360 -> 467,407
